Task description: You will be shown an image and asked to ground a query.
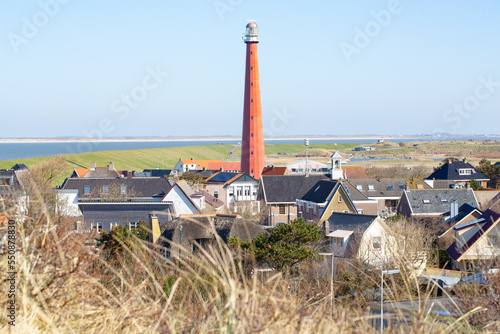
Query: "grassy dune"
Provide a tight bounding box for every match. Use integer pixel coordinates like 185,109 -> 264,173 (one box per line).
1,140 -> 499,185
0,145 -> 233,186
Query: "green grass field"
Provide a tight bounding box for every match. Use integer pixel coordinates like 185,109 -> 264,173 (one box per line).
1,140 -> 499,186
0,145 -> 234,186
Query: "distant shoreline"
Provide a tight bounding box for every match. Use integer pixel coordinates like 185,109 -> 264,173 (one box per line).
1,135 -> 497,144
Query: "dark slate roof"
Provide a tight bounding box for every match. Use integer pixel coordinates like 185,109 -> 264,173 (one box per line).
426,160 -> 489,181
189,170 -> 219,179
205,172 -> 241,183
341,181 -> 370,201
79,202 -> 173,227
142,169 -> 173,177
431,180 -> 458,189
447,209 -> 500,261
84,166 -> 121,178
404,189 -> 479,215
301,180 -> 339,203
11,163 -> 28,171
327,212 -> 377,234
347,179 -> 408,198
260,174 -> 329,203
60,177 -> 172,198
443,203 -> 480,223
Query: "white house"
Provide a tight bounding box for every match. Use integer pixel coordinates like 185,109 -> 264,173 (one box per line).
326,213 -> 426,273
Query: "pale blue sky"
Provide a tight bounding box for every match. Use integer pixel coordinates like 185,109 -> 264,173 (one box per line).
1,0 -> 499,138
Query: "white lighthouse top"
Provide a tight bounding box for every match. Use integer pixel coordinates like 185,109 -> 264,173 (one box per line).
243,21 -> 259,43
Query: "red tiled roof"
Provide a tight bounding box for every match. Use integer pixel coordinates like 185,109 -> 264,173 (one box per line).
342,166 -> 368,179
261,166 -> 288,176
74,168 -> 89,177
207,161 -> 241,171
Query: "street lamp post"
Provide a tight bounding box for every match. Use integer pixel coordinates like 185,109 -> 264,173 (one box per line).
318,252 -> 334,313
304,138 -> 309,174
179,225 -> 183,270
380,268 -> 400,332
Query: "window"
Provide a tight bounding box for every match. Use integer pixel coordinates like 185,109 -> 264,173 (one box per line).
129,222 -> 138,230
279,205 -> 286,215
368,185 -> 375,191
458,169 -> 472,175
398,184 -> 405,190
1,178 -> 11,186
338,195 -> 342,203
244,186 -> 251,196
313,205 -> 317,215
91,222 -> 103,233
441,199 -> 448,204
237,187 -> 243,197
373,236 -> 382,249
84,185 -> 90,194
110,222 -> 119,230
250,66 -> 253,70
121,185 -> 126,194
251,99 -> 253,103
252,187 -> 257,196
214,190 -> 219,199
103,185 -> 108,194
228,187 -> 234,197
76,221 -> 82,231
387,185 -> 394,191
357,208 -> 363,214
423,199 -> 431,204
356,185 -> 363,190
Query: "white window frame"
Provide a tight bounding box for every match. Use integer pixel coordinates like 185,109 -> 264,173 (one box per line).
368,185 -> 375,191
121,185 -> 126,194
103,185 -> 108,194
213,190 -> 219,199
110,222 -> 119,230
129,222 -> 138,230
84,185 -> 90,194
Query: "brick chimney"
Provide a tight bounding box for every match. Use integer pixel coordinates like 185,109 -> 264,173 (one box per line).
127,171 -> 133,179
91,162 -> 96,170
463,158 -> 468,163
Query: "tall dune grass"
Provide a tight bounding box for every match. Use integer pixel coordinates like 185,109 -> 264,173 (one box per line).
0,200 -> 495,333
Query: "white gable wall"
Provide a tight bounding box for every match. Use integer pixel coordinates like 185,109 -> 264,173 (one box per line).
56,189 -> 81,217
162,186 -> 199,217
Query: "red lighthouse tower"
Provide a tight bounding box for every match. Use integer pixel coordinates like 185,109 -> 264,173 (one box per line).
241,22 -> 265,179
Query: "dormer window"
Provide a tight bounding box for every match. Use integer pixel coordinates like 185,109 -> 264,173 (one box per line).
458,169 -> 472,175
423,199 -> 431,204
368,185 -> 375,191
356,185 -> 363,190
